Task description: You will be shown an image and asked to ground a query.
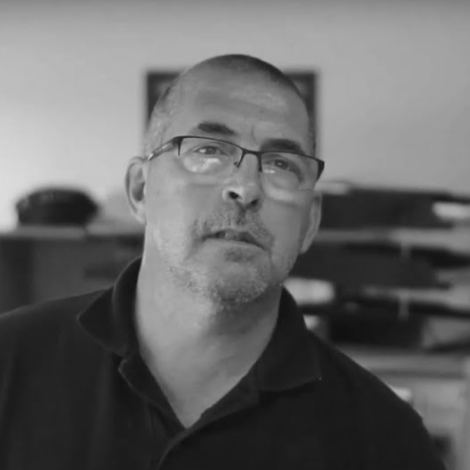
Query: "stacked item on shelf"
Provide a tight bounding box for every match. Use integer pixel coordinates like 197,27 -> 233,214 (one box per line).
285,182 -> 470,350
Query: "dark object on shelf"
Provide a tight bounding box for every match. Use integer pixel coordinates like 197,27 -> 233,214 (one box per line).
344,242 -> 470,270
321,188 -> 470,229
428,337 -> 470,352
328,313 -> 423,348
292,243 -> 439,288
16,188 -> 98,226
316,295 -> 423,347
305,289 -> 470,347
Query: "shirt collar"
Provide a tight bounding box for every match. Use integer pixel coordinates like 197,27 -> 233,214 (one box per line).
77,257 -> 322,391
253,287 -> 323,391
77,258 -> 141,358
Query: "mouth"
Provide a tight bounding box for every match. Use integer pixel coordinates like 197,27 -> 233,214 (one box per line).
206,229 -> 263,249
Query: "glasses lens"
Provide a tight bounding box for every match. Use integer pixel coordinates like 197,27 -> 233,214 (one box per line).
179,137 -> 239,174
261,152 -> 319,190
177,137 -> 319,192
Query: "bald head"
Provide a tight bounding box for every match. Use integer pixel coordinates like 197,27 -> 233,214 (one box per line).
144,54 -> 314,155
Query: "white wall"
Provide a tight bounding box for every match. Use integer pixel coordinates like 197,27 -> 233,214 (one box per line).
1,0 -> 469,228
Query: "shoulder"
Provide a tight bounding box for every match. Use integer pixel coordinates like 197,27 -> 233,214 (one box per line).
312,335 -> 414,416
0,291 -> 105,355
310,336 -> 444,468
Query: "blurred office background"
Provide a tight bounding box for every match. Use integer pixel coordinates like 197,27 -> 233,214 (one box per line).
1,0 -> 470,468
1,0 -> 469,223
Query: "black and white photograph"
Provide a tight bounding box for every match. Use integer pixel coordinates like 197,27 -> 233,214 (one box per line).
1,1 -> 469,468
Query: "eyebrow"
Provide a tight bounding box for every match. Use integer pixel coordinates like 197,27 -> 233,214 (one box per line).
190,120 -> 308,155
191,121 -> 239,137
261,138 -> 308,155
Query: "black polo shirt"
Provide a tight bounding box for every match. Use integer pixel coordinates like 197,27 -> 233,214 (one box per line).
0,259 -> 444,469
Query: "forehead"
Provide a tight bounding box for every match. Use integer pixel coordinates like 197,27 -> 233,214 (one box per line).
167,71 -> 311,149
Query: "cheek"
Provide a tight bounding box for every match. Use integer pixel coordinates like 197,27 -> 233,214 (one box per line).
145,169 -> 211,236
263,202 -> 305,254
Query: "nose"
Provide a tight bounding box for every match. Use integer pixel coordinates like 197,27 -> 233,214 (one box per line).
221,153 -> 264,209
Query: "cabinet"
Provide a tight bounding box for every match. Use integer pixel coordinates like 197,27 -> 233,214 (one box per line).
0,226 -> 142,313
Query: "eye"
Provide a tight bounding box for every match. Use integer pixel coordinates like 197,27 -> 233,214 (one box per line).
194,144 -> 228,156
262,153 -> 305,177
180,138 -> 235,157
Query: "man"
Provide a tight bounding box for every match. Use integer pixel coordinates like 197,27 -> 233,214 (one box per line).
0,55 -> 444,469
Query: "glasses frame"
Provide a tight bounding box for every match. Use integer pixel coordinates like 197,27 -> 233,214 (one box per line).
147,135 -> 325,185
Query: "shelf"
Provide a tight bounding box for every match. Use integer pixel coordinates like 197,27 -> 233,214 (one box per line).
1,225 -> 468,251
340,345 -> 467,377
0,223 -> 144,241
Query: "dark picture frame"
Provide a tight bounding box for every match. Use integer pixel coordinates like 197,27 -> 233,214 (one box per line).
145,70 -> 318,140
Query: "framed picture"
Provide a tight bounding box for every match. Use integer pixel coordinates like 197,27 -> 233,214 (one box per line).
145,70 -> 318,137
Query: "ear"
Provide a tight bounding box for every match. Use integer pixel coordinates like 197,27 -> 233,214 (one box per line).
299,191 -> 322,254
125,156 -> 148,225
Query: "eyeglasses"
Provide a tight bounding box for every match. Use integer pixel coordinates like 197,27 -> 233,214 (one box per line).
147,135 -> 325,192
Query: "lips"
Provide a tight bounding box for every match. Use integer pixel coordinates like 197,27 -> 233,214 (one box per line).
207,229 -> 263,248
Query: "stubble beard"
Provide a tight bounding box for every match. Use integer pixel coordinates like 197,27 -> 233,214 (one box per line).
155,240 -> 295,310
149,219 -> 300,313
167,242 -> 298,312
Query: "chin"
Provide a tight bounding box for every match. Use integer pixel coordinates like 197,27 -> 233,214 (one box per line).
204,269 -> 277,307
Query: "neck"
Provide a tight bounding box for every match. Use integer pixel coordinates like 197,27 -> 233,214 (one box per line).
133,257 -> 281,426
